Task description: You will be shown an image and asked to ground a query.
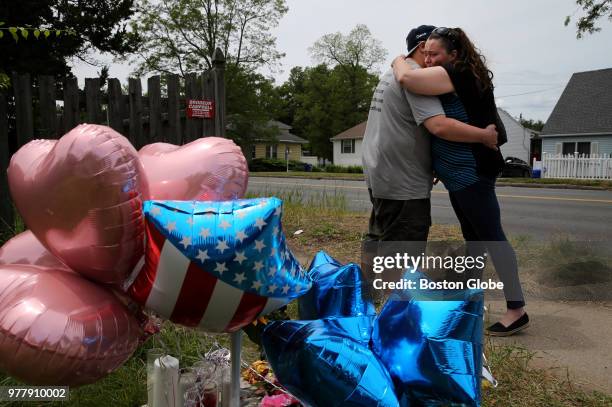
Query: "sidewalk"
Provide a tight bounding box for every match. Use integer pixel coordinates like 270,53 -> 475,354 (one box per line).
487,300 -> 612,394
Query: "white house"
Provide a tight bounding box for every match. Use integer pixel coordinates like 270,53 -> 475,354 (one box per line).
330,109 -> 534,166
497,108 -> 534,164
540,68 -> 612,157
329,122 -> 366,166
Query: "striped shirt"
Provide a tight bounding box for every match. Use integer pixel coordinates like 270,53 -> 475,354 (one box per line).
431,93 -> 479,191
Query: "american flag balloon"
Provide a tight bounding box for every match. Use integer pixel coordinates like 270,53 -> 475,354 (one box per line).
126,198 -> 312,333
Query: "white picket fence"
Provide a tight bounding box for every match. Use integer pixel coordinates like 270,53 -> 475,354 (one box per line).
541,153 -> 612,180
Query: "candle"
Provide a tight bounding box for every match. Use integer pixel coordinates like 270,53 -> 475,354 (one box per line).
153,355 -> 180,407
147,348 -> 165,407
177,371 -> 197,407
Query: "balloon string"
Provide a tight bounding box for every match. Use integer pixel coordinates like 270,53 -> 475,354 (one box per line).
239,359 -> 291,395
0,216 -> 17,236
207,340 -> 292,396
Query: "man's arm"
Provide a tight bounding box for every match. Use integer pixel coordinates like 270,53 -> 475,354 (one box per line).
424,115 -> 498,150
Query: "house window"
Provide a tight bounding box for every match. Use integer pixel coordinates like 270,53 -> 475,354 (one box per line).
341,139 -> 355,154
562,142 -> 591,156
266,144 -> 278,159
577,142 -> 590,155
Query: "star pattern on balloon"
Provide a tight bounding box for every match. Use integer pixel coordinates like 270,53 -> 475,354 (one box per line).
142,198 -> 309,297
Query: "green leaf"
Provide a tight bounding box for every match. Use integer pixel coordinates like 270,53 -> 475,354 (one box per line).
20,28 -> 28,39
0,22 -> 4,26
55,30 -> 61,37
34,29 -> 40,39
44,30 -> 51,38
11,32 -> 18,42
8,27 -> 17,34
0,31 -> 3,39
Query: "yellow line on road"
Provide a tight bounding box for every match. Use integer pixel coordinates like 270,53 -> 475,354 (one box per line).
249,180 -> 612,204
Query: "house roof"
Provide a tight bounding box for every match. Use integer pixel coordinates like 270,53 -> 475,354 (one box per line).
268,120 -> 292,131
255,120 -> 308,144
275,132 -> 308,144
542,68 -> 612,136
497,108 -> 540,135
330,122 -> 367,141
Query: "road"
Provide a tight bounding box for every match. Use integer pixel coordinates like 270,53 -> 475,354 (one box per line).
247,176 -> 612,240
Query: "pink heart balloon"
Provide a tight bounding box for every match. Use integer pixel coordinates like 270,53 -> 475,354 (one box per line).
8,124 -> 150,285
0,264 -> 142,386
139,137 -> 248,201
0,230 -> 71,272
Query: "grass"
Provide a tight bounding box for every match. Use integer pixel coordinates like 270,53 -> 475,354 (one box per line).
497,177 -> 612,189
251,171 -> 365,180
482,343 -> 612,407
0,190 -> 610,406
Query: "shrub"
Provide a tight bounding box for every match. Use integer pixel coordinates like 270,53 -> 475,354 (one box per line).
323,164 -> 363,174
248,158 -> 313,172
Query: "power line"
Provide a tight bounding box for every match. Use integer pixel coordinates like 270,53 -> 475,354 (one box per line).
495,83 -> 564,87
496,85 -> 564,98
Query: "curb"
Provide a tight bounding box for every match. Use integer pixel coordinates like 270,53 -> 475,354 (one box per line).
250,175 -> 611,191
495,182 -> 609,191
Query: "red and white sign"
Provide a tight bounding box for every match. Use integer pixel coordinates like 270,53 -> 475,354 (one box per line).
187,99 -> 215,119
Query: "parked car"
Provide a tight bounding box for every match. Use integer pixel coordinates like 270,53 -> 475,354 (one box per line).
501,156 -> 532,178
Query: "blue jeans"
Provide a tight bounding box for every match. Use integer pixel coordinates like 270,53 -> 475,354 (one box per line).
448,178 -> 525,309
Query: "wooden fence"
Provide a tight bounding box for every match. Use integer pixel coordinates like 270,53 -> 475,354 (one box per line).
0,49 -> 227,237
541,153 -> 612,180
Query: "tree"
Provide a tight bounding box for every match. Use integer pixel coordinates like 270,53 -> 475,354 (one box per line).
309,24 -> 387,74
0,0 -> 140,77
274,67 -> 306,134
286,24 -> 385,160
519,117 -> 545,132
282,64 -> 379,160
225,64 -> 282,158
129,0 -> 287,76
565,0 -> 612,38
128,0 -> 288,155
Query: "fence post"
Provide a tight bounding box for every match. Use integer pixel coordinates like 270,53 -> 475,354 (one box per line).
573,152 -> 578,178
184,73 -> 200,143
108,78 -> 126,134
212,48 -> 226,138
148,76 -> 162,143
166,74 -> 181,144
12,73 -> 33,148
39,75 -> 58,139
129,78 -> 144,149
202,70 -> 215,138
85,78 -> 102,124
63,77 -> 80,133
0,91 -> 14,239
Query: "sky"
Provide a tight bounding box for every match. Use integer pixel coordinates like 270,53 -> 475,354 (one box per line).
72,0 -> 612,122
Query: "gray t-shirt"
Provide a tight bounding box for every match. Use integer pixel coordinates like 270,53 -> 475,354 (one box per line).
362,60 -> 444,200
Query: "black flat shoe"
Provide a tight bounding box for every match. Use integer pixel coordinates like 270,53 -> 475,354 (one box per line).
486,313 -> 529,337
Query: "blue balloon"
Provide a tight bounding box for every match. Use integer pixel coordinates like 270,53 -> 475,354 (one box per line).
371,279 -> 484,407
262,318 -> 399,407
299,251 -> 375,321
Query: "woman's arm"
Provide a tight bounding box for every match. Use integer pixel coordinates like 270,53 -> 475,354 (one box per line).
392,55 -> 455,95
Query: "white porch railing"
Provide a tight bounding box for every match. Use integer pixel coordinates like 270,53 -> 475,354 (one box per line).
541,153 -> 612,180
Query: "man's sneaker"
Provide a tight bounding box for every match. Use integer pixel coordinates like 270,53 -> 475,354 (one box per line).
486,313 -> 529,337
